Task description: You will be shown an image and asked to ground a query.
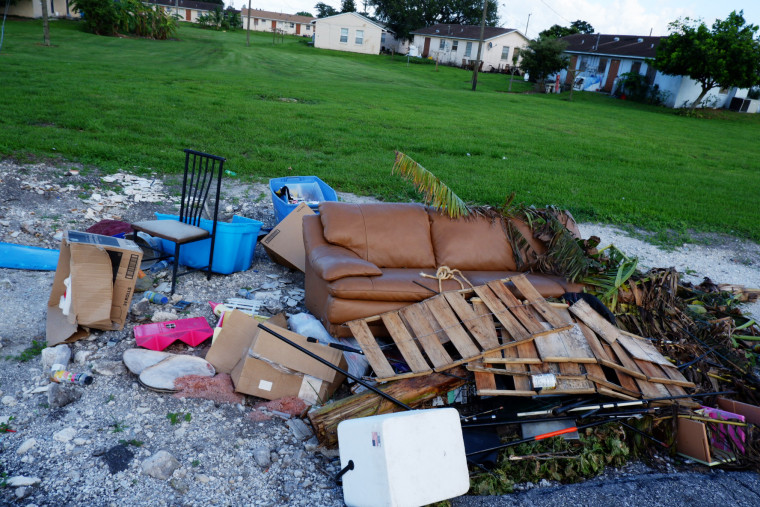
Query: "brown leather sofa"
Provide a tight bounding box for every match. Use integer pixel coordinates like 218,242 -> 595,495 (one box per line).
303,202 -> 584,337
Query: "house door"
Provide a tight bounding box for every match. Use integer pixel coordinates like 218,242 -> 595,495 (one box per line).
271,20 -> 277,31
296,23 -> 301,35
565,55 -> 577,85
185,10 -> 191,21
422,37 -> 431,57
603,59 -> 621,92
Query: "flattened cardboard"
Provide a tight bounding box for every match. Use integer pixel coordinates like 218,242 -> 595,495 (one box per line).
205,311 -> 287,374
260,202 -> 315,272
47,231 -> 142,346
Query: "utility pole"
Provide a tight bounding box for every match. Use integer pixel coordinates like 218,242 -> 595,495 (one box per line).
471,0 -> 488,91
246,0 -> 252,46
525,13 -> 531,36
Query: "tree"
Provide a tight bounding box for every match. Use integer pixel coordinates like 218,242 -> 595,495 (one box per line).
370,0 -> 498,42
40,0 -> 51,45
340,0 -> 356,12
519,37 -> 569,91
296,11 -> 314,17
539,19 -> 594,39
314,2 -> 338,18
570,20 -> 594,34
654,10 -> 760,110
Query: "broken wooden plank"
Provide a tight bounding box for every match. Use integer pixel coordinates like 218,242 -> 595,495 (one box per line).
486,280 -> 547,334
399,304 -> 452,369
380,313 -> 431,374
425,296 -> 481,359
508,274 -> 567,328
534,323 -> 597,363
569,298 -> 621,344
473,285 -> 531,341
617,333 -> 672,367
444,292 -> 500,350
347,320 -> 396,379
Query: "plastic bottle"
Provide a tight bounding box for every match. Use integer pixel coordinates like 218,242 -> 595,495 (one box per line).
50,364 -> 93,386
145,291 -> 169,304
149,260 -> 171,273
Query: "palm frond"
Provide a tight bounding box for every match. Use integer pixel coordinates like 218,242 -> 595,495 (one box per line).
391,151 -> 470,219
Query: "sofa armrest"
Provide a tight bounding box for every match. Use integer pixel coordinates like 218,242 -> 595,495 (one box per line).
309,245 -> 382,281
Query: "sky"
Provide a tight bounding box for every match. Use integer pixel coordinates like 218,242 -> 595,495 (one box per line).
232,1 -> 760,38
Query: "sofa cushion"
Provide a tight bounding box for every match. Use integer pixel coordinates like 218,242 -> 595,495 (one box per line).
428,211 -> 517,271
309,245 -> 383,281
319,202 -> 435,269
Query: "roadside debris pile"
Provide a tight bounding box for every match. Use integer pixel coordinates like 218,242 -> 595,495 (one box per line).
2,160 -> 760,506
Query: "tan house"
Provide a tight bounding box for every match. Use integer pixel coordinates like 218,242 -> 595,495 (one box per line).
5,0 -> 71,18
313,12 -> 401,55
241,9 -> 315,37
410,24 -> 529,72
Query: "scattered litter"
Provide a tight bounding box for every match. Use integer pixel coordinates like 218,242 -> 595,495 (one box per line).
173,373 -> 244,405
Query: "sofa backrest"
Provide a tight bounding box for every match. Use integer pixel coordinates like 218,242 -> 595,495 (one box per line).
428,210 -> 517,271
319,202 -> 436,269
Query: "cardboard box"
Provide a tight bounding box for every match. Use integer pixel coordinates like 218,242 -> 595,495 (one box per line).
677,397 -> 760,465
208,311 -> 346,404
260,202 -> 315,272
47,231 -> 143,346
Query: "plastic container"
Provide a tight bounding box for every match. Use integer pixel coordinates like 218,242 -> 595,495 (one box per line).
134,317 -> 214,351
337,408 -> 469,507
269,176 -> 338,223
154,214 -> 263,275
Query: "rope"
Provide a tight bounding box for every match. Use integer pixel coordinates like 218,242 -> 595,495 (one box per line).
420,266 -> 474,293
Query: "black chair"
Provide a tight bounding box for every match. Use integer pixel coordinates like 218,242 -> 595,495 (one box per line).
131,149 -> 225,295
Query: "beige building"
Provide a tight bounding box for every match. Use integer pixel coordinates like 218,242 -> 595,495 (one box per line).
313,12 -> 401,55
5,0 -> 220,22
410,24 -> 529,72
241,9 -> 315,37
5,0 -> 71,18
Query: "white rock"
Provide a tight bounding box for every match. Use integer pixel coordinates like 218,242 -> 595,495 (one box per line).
6,476 -> 41,487
17,439 -> 37,455
53,427 -> 76,443
73,438 -> 88,446
92,360 -> 126,376
74,350 -> 92,364
2,395 -> 17,406
142,450 -> 181,480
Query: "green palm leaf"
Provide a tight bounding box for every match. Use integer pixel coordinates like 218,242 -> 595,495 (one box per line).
391,151 -> 470,219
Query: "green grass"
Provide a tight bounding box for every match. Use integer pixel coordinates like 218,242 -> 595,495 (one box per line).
2,19 -> 760,240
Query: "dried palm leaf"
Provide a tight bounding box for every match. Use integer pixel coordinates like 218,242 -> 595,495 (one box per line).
391,151 -> 471,219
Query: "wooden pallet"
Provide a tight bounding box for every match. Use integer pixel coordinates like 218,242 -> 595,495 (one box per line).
468,299 -> 697,404
346,274 -> 572,382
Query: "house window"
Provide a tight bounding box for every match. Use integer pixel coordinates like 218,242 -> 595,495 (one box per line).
501,46 -> 510,60
290,23 -> 295,28
254,18 -> 258,25
597,58 -> 608,74
631,61 -> 642,75
452,40 -> 458,51
306,25 -> 311,31
465,41 -> 472,57
719,86 -> 729,94
355,30 -> 364,45
512,48 -> 520,60
340,28 -> 348,43
381,32 -> 386,44
439,39 -> 446,50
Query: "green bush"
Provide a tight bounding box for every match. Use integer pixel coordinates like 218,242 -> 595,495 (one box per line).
614,72 -> 669,106
71,0 -> 176,39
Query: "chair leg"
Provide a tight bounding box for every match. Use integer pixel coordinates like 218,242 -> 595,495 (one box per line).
207,234 -> 217,281
171,243 -> 180,296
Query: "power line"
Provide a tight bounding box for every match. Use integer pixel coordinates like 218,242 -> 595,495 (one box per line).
538,0 -> 572,24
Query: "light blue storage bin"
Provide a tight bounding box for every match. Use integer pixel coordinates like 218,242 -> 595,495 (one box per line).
269,176 -> 338,223
154,213 -> 263,274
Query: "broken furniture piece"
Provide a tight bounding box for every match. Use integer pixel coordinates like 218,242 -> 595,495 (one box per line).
131,149 -> 225,295
303,201 -> 584,337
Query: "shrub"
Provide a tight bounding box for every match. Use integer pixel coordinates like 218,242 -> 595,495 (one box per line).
71,0 -> 177,39
70,0 -> 118,36
615,72 -> 669,106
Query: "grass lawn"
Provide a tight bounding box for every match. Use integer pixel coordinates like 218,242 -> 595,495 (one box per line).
2,19 -> 760,241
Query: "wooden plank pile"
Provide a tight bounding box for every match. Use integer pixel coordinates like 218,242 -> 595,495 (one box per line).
346,274 -> 695,404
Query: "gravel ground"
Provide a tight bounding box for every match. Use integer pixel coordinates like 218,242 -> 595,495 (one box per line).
1,160 -> 759,505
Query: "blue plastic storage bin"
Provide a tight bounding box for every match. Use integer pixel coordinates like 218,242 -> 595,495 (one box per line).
154,213 -> 263,274
269,176 -> 338,223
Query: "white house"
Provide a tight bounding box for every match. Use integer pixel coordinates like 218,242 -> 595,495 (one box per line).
558,33 -> 746,110
5,0 -> 221,22
409,24 -> 529,72
241,9 -> 314,37
151,0 -> 229,23
313,12 -> 402,55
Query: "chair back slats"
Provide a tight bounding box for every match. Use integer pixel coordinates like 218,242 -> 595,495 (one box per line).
178,149 -> 225,227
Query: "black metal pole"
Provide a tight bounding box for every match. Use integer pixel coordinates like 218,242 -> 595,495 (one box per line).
257,323 -> 413,411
